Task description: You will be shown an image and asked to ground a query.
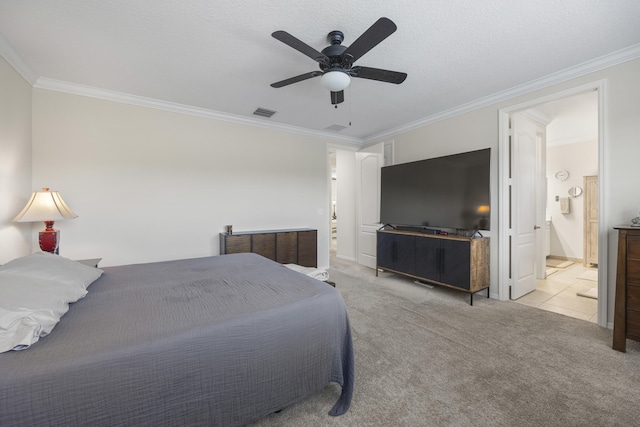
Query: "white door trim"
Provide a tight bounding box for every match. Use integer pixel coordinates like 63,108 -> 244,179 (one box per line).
498,80 -> 608,328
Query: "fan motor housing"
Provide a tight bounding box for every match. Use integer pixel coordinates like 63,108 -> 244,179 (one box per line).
320,34 -> 348,71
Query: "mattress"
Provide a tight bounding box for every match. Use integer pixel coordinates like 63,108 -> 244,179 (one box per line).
0,253 -> 354,426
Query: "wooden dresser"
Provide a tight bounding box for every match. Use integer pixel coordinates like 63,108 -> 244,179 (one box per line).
219,228 -> 317,268
613,226 -> 640,352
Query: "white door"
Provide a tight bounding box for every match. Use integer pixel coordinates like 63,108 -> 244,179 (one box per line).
356,151 -> 382,268
535,134 -> 547,279
510,113 -> 544,299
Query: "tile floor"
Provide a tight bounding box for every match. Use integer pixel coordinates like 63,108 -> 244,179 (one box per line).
513,261 -> 598,323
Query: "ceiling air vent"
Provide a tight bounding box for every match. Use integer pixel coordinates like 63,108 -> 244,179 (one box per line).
253,107 -> 277,118
325,124 -> 348,132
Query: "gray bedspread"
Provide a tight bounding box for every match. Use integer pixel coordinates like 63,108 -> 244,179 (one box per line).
0,253 -> 354,426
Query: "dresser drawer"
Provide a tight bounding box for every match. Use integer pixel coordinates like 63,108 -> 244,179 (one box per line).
628,235 -> 640,259
627,310 -> 640,340
251,233 -> 276,261
627,260 -> 640,285
627,284 -> 640,311
225,235 -> 251,253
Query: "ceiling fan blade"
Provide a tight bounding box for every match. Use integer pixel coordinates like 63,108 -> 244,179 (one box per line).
350,66 -> 407,84
272,30 -> 329,65
330,90 -> 344,105
342,17 -> 397,64
271,71 -> 323,88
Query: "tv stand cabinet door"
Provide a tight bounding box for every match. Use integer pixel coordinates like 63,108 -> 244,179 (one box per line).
377,232 -> 395,270
440,239 -> 471,289
415,236 -> 440,282
376,232 -> 415,275
394,234 -> 416,275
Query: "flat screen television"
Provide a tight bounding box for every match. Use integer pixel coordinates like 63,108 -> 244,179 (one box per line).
380,148 -> 491,231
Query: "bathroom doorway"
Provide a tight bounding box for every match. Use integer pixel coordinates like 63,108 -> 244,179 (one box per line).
499,81 -> 606,327
514,91 -> 599,322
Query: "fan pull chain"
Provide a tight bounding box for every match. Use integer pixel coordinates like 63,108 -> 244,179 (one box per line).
348,85 -> 352,126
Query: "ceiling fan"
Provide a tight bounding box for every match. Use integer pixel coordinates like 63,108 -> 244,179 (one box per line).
270,17 -> 407,105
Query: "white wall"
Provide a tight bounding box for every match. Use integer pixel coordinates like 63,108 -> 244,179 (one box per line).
31,89 -> 335,267
0,56 -> 32,264
546,139 -> 598,259
376,58 -> 640,325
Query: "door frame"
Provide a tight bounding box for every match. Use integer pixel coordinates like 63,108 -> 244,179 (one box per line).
498,80 -> 607,327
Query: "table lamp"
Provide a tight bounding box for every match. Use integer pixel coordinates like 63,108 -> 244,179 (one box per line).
477,205 -> 490,230
12,188 -> 78,254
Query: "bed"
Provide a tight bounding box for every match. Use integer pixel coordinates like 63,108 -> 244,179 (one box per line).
0,252 -> 354,426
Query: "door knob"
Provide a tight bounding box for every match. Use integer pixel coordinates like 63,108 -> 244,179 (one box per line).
534,225 -> 541,230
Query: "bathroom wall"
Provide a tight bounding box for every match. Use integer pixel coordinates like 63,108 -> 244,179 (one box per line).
546,139 -> 598,259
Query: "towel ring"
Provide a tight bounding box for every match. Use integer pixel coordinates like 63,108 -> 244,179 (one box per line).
568,186 -> 583,197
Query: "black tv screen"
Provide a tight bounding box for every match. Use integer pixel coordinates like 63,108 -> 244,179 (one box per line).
380,148 -> 491,231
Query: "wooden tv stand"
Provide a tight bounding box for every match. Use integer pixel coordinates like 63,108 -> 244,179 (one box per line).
376,228 -> 490,305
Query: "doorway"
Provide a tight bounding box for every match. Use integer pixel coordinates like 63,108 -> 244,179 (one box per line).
328,143 -> 387,269
328,147 -> 357,265
498,81 -> 607,327
516,92 -> 600,323
329,151 -> 337,256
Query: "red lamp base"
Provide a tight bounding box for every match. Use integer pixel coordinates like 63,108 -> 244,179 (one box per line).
39,221 -> 60,254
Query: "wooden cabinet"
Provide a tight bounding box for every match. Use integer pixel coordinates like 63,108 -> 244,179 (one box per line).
416,238 -> 472,290
376,229 -> 490,304
377,232 -> 416,275
275,232 -> 298,264
220,228 -> 317,268
613,226 -> 640,352
583,175 -> 598,267
297,230 -> 318,267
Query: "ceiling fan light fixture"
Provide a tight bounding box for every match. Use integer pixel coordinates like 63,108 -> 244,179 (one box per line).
321,71 -> 351,91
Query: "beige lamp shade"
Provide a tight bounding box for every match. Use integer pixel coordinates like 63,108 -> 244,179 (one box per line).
476,205 -> 490,214
12,188 -> 78,222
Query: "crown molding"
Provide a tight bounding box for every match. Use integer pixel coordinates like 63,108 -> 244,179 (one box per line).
5,26 -> 639,148
364,43 -> 640,143
33,78 -> 363,146
0,33 -> 38,85
0,32 -> 361,145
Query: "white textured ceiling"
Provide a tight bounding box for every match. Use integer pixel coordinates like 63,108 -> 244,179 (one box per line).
1,1 -> 639,143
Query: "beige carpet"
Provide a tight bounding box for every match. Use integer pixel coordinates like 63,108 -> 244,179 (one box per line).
251,258 -> 640,427
545,267 -> 558,277
546,258 -> 575,268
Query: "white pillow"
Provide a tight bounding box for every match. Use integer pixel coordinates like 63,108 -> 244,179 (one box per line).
0,253 -> 103,352
0,252 -> 103,291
